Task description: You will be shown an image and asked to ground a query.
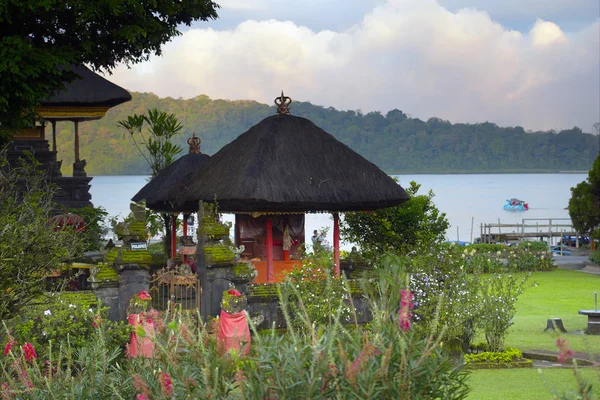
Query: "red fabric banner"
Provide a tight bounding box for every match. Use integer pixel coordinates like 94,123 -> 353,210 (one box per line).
217,310 -> 251,355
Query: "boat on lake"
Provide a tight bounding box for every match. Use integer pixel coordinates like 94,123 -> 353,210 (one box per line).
504,198 -> 529,211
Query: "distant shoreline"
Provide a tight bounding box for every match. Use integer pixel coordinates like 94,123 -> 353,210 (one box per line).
71,170 -> 589,177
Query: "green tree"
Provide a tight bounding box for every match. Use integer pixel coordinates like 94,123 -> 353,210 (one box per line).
341,181 -> 449,256
118,109 -> 184,255
0,0 -> 219,141
0,154 -> 85,320
568,153 -> 600,242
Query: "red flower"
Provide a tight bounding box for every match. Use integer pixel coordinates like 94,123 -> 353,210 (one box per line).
22,343 -> 37,362
227,289 -> 242,297
3,341 -> 15,356
398,290 -> 413,332
158,371 -> 173,396
137,291 -> 152,301
92,314 -> 103,328
556,337 -> 574,363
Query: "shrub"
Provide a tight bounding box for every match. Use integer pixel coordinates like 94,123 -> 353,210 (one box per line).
4,294 -> 130,360
279,252 -> 353,328
464,347 -> 523,364
589,250 -> 600,265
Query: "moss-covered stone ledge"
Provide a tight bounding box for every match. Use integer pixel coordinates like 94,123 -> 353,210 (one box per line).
204,244 -> 234,266
105,247 -> 152,269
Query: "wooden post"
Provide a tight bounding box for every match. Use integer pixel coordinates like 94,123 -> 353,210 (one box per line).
171,214 -> 177,259
51,120 -> 57,153
333,213 -> 340,278
470,217 -> 474,244
266,218 -> 273,282
74,120 -> 80,162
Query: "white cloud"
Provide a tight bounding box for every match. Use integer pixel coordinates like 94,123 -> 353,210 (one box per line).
110,0 -> 600,131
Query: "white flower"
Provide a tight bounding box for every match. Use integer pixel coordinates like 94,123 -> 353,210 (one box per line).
69,304 -> 76,308
42,330 -> 47,336
88,308 -> 93,313
44,310 -> 52,316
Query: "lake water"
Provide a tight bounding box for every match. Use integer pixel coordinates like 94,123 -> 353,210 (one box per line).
90,173 -> 586,250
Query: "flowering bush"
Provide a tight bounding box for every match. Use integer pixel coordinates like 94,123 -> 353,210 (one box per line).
3,294 -> 130,360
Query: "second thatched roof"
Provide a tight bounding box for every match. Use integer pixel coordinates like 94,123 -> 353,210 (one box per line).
132,135 -> 211,212
173,114 -> 409,213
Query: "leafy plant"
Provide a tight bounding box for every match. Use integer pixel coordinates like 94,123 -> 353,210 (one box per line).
0,153 -> 85,319
4,295 -> 130,360
341,181 -> 449,257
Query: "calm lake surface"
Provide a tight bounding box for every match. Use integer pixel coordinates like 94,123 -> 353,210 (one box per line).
90,173 -> 586,250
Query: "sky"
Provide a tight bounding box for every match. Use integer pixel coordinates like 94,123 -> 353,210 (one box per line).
108,0 -> 600,132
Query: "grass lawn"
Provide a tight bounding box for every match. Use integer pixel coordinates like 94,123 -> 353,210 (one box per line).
468,269 -> 600,399
467,368 -> 599,399
506,269 -> 600,354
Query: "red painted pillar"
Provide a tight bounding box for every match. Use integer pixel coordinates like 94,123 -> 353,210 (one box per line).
171,214 -> 178,259
266,218 -> 274,282
333,213 -> 340,278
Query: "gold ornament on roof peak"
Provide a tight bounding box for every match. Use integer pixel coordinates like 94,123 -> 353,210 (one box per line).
274,91 -> 292,115
188,133 -> 201,154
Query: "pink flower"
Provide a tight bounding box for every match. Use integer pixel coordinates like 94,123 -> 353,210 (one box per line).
136,395 -> 150,400
228,289 -> 242,297
92,315 -> 103,328
137,291 -> 152,301
158,371 -> 173,396
22,343 -> 36,362
398,289 -> 414,332
3,341 -> 14,356
556,337 -> 574,363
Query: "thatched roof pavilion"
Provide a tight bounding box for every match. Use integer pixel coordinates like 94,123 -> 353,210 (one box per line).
165,93 -> 409,281
40,64 -> 132,112
132,134 -> 211,260
173,114 -> 409,213
132,134 -> 210,212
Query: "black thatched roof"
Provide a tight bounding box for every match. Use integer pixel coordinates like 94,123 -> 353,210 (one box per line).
41,65 -> 132,107
173,115 -> 410,213
132,152 -> 211,212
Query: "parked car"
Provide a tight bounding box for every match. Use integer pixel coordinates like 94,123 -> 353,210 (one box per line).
551,245 -> 572,256
561,235 -> 590,246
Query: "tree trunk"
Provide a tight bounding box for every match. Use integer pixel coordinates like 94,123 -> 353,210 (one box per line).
163,213 -> 172,257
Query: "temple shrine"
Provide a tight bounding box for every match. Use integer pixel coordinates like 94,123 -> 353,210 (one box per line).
7,65 -> 131,208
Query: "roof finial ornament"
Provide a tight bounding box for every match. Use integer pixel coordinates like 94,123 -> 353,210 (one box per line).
274,90 -> 292,115
188,133 -> 201,154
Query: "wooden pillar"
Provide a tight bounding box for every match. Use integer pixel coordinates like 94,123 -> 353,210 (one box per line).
74,120 -> 80,162
333,213 -> 340,278
51,121 -> 57,153
171,214 -> 178,259
266,218 -> 273,282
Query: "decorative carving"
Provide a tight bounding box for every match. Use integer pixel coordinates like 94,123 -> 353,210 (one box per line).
73,159 -> 87,177
274,91 -> 292,115
89,265 -> 100,290
188,133 -> 201,154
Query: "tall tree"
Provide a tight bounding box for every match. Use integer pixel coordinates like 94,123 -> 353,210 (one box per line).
0,0 -> 219,141
569,153 -> 600,246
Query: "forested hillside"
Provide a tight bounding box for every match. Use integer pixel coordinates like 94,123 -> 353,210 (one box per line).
54,92 -> 599,175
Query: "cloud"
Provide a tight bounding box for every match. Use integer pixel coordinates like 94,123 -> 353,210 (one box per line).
109,0 -> 600,131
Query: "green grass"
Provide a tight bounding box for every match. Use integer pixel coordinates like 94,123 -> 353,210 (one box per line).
467,368 -> 599,399
468,269 -> 600,399
506,269 -> 600,354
